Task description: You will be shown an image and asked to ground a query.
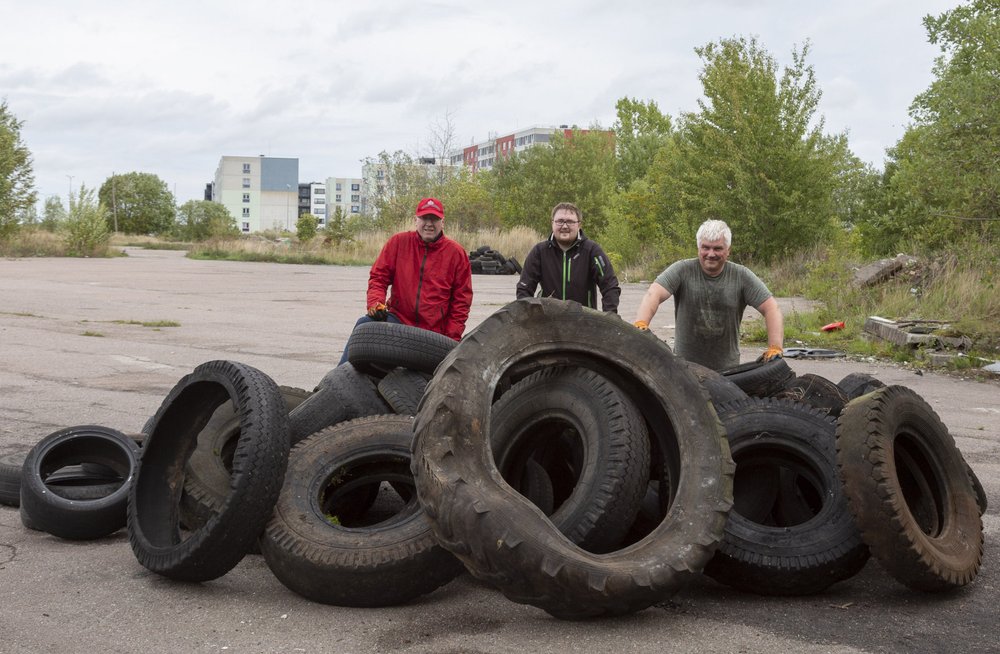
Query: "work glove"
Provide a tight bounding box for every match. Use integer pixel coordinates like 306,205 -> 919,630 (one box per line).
633,320 -> 649,331
760,345 -> 784,362
367,302 -> 388,321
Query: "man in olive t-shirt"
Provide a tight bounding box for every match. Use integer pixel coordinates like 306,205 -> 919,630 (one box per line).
632,219 -> 784,371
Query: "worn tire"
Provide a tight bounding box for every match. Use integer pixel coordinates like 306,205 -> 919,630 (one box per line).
0,451 -> 29,507
181,386 -> 311,529
288,364 -> 390,444
684,360 -> 749,407
346,322 -> 457,375
837,372 -> 886,400
490,366 -> 651,553
776,373 -> 849,418
412,298 -> 733,619
19,426 -> 140,540
377,367 -> 431,416
128,360 -> 290,582
720,358 -> 796,397
836,385 -> 983,591
261,415 -> 462,606
704,398 -> 869,595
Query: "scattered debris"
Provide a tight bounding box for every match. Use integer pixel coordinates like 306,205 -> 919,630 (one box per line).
863,316 -> 973,350
851,254 -> 919,289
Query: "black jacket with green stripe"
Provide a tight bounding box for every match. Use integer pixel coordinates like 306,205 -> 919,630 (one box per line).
515,231 -> 621,313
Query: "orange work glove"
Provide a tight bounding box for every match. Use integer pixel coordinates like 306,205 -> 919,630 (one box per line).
633,320 -> 649,331
367,302 -> 388,321
761,345 -> 784,361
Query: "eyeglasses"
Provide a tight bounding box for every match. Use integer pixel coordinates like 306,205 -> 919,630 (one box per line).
552,219 -> 579,226
416,215 -> 442,222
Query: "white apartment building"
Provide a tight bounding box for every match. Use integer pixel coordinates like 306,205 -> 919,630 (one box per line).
212,155 -> 298,233
325,176 -> 365,220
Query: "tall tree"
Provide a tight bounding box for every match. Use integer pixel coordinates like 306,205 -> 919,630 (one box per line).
652,37 -> 848,264
42,195 -> 66,232
489,129 -> 616,235
363,151 -> 435,229
98,172 -> 175,234
875,0 -> 1000,251
613,97 -> 672,190
176,200 -> 238,241
0,99 -> 37,239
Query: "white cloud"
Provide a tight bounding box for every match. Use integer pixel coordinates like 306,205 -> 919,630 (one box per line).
0,0 -> 961,205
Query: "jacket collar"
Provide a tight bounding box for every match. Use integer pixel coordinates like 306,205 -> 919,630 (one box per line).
547,228 -> 586,251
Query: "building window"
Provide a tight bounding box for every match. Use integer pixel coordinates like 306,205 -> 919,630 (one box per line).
351,183 -> 360,191
242,193 -> 250,203
242,177 -> 250,188
336,183 -> 342,190
335,194 -> 341,202
242,222 -> 250,232
315,208 -> 326,215
351,194 -> 360,202
315,187 -> 325,194
351,205 -> 359,213
242,163 -> 251,173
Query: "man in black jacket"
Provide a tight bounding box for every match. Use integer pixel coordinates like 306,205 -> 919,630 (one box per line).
515,202 -> 621,313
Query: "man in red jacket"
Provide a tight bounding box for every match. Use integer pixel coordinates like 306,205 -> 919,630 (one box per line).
339,197 -> 473,363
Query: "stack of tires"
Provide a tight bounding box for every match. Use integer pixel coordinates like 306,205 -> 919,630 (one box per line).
2,298 -> 985,619
468,245 -> 521,275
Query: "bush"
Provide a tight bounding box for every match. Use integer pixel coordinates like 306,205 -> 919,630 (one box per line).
62,185 -> 111,256
296,213 -> 319,242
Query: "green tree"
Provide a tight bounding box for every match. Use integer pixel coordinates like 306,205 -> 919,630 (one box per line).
98,172 -> 176,234
41,195 -> 66,232
489,129 -> 617,235
613,97 -> 672,190
653,37 -> 848,263
176,200 -> 238,241
364,151 -> 435,229
875,0 -> 1000,251
324,205 -> 351,244
0,99 -> 37,239
437,167 -> 501,231
62,184 -> 110,256
296,212 -> 319,241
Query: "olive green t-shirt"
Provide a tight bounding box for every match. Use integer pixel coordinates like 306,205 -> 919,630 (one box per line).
655,259 -> 772,371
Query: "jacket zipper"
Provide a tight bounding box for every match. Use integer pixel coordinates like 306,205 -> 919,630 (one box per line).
415,241 -> 429,324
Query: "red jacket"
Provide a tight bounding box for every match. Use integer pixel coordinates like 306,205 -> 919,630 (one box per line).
367,231 -> 473,340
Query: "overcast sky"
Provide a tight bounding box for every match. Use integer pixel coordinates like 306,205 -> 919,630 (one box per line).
2,0 -> 960,207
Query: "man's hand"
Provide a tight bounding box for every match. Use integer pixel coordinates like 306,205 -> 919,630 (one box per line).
761,345 -> 784,362
367,302 -> 388,321
633,320 -> 649,331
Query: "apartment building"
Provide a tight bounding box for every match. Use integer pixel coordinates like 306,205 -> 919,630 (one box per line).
212,155 -> 299,233
325,176 -> 365,219
298,182 -> 327,225
451,125 -> 592,173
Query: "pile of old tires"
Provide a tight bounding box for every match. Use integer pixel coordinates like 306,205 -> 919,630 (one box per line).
1,298 -> 985,620
468,245 -> 521,275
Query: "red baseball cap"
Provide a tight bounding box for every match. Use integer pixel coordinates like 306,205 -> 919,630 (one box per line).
416,197 -> 445,219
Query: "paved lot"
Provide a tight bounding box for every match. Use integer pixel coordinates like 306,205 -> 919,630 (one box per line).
0,248 -> 996,653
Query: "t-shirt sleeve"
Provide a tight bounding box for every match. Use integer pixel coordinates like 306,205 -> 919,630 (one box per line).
740,266 -> 773,308
654,260 -> 686,294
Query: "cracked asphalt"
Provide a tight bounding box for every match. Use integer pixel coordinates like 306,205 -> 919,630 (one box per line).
0,248 -> 996,654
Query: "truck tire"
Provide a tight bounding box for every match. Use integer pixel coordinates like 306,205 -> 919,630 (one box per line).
128,360 -> 290,582
836,386 -> 983,591
412,298 -> 733,619
490,366 -> 650,553
705,398 -> 869,595
288,364 -> 389,444
261,415 -> 462,606
346,322 -> 456,375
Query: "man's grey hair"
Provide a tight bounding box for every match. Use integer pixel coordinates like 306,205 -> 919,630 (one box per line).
696,220 -> 732,247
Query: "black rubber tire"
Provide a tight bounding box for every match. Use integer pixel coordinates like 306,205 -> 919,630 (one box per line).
966,462 -> 987,516
19,426 -> 140,540
128,360 -> 291,582
777,373 -> 849,418
490,366 -> 650,553
704,398 -> 869,595
837,372 -> 886,400
261,415 -> 463,607
720,358 -> 796,397
412,297 -> 733,619
684,360 -> 749,407
475,245 -> 490,255
836,385 -> 984,592
508,257 -> 522,274
288,364 -> 390,444
181,386 -> 312,529
377,368 -> 431,416
0,451 -> 29,507
346,322 -> 457,375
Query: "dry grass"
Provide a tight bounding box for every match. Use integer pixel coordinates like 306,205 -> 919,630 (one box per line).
0,229 -> 122,258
